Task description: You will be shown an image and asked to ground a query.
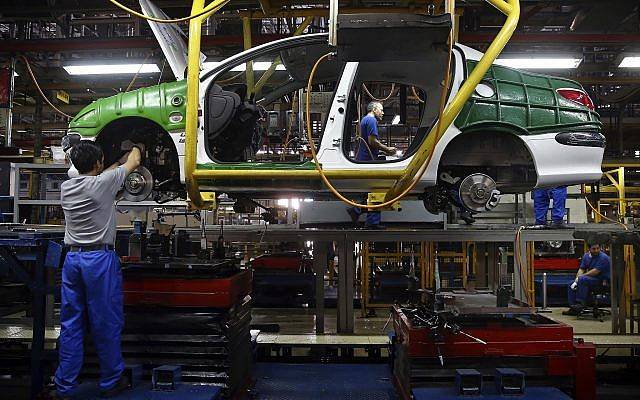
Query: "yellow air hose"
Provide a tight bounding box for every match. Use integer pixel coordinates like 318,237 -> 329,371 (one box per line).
304,28 -> 454,210
109,0 -> 228,24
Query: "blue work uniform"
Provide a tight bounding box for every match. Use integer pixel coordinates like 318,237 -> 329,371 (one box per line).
533,186 -> 568,225
568,251 -> 611,305
351,114 -> 381,226
55,166 -> 128,396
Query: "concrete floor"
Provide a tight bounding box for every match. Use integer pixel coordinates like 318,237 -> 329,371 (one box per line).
251,307 -> 391,335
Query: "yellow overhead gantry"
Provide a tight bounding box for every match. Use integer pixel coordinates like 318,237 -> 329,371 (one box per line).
182,0 -> 521,209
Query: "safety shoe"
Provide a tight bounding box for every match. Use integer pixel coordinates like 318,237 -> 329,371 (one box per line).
100,374 -> 131,398
549,221 -> 572,229
562,305 -> 582,316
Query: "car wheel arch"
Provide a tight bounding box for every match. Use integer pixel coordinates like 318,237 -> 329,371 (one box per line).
438,122 -> 538,192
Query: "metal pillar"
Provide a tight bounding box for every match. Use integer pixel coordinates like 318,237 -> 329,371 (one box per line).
610,242 -> 626,334
33,96 -> 43,157
337,238 -> 354,333
313,242 -> 327,334
5,57 -> 16,147
241,17 -> 254,97
514,237 -> 529,304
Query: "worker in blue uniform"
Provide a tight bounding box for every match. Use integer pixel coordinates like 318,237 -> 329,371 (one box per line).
347,101 -> 397,228
55,141 -> 141,399
563,243 -> 610,315
532,186 -> 568,228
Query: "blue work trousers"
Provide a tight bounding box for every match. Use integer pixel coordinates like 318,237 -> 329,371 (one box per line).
55,250 -> 124,396
533,187 -> 567,225
567,275 -> 602,305
349,194 -> 381,226
349,205 -> 381,226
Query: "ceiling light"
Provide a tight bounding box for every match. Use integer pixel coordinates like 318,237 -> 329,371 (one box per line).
619,56 -> 640,68
495,57 -> 582,69
203,61 -> 286,72
63,63 -> 160,75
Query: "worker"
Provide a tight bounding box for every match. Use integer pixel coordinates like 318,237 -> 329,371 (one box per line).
532,186 -> 568,228
347,101 -> 397,228
563,243 -> 610,315
55,141 -> 142,399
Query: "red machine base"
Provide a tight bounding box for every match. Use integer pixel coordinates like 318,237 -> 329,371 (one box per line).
392,305 -> 596,400
124,269 -> 251,308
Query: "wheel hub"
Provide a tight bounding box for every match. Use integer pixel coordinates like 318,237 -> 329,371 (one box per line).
458,173 -> 500,212
123,166 -> 153,201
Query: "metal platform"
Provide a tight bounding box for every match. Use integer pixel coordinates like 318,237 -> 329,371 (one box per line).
412,387 -> 571,400
71,382 -> 221,400
252,362 -> 397,400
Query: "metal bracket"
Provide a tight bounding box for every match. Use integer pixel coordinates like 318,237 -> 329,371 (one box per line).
368,192 -> 401,211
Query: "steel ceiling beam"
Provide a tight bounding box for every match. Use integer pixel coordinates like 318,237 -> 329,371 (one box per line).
0,34 -> 285,53
460,32 -> 640,45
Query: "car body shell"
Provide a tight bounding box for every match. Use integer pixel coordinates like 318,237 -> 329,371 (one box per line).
66,33 -> 604,197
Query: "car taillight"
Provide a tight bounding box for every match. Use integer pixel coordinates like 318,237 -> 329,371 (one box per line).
556,88 -> 595,111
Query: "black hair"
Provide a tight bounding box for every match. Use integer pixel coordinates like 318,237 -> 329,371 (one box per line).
69,141 -> 104,174
588,243 -> 600,249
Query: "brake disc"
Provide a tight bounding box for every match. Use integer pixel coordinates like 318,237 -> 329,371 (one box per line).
123,166 -> 153,202
458,173 -> 500,212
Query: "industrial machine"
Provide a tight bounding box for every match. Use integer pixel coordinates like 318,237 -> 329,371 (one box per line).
250,251 -> 316,307
392,293 -> 596,400
106,216 -> 254,397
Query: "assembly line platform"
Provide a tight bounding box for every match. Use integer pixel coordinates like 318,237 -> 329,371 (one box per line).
70,382 -> 222,400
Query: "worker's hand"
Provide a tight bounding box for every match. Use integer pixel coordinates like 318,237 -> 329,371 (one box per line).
570,281 -> 578,290
122,147 -> 143,174
133,142 -> 145,155
385,147 -> 398,156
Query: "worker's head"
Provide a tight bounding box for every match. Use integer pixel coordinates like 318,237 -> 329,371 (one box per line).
69,141 -> 104,175
367,101 -> 384,120
588,243 -> 601,257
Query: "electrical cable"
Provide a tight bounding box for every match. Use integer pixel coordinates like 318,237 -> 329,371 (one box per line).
19,55 -> 73,119
411,86 -> 426,104
355,136 -> 375,160
362,83 -> 396,102
585,195 -> 628,230
125,52 -> 153,92
157,59 -> 166,85
513,225 -> 533,305
216,70 -> 245,84
304,26 -> 454,210
108,0 -> 228,24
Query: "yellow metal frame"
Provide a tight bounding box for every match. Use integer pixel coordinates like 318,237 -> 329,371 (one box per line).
583,165 -> 631,223
360,241 -> 427,315
184,0 -> 520,208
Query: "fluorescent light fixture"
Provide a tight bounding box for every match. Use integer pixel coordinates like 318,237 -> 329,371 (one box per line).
495,57 -> 582,69
63,63 -> 160,75
620,56 -> 640,68
203,61 -> 286,72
